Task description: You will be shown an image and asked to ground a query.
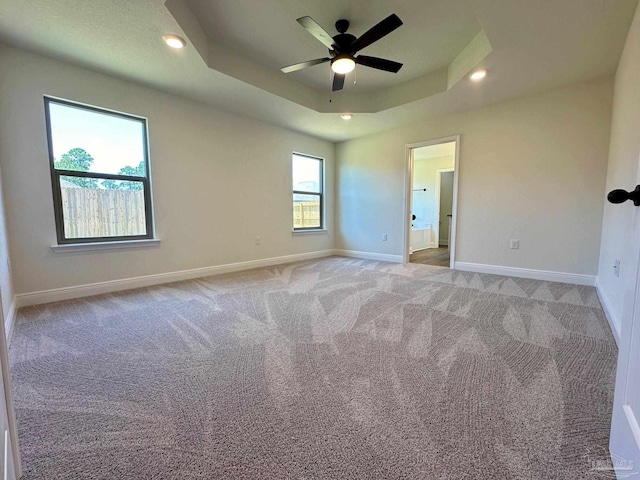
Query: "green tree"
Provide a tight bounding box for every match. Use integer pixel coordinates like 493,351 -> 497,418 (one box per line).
54,148 -> 98,188
118,162 -> 145,177
102,161 -> 145,191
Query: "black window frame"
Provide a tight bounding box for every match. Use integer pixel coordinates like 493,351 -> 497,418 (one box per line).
292,153 -> 324,231
44,96 -> 154,245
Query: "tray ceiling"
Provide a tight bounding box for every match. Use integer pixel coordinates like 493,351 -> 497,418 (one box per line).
168,0 -> 492,112
185,0 -> 482,92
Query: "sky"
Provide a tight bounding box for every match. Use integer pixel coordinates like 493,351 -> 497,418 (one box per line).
292,154 -> 321,192
49,102 -> 146,175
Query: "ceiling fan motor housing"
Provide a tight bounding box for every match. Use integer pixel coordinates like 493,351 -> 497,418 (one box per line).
332,33 -> 357,54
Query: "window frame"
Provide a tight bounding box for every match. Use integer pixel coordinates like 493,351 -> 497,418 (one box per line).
44,96 -> 155,245
292,152 -> 324,231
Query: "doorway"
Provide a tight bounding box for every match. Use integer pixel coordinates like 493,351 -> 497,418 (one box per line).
403,136 -> 459,268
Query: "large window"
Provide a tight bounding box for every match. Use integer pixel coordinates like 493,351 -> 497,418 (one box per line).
292,153 -> 324,230
45,97 -> 154,244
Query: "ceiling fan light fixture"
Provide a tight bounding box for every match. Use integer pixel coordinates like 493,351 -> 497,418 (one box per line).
470,69 -> 487,81
332,56 -> 356,74
341,113 -> 353,120
162,34 -> 187,49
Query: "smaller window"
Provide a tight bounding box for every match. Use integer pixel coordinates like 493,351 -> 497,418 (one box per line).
44,97 -> 154,244
292,153 -> 324,230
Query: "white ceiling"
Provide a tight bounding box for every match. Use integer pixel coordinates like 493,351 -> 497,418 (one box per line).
0,0 -> 637,142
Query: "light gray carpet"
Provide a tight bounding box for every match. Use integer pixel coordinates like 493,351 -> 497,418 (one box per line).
10,257 -> 617,479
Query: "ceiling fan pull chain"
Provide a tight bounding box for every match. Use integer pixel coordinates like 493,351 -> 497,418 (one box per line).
354,65 -> 357,85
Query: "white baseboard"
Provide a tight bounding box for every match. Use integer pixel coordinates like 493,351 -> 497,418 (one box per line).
15,250 -> 335,308
333,249 -> 403,263
595,279 -> 621,346
4,298 -> 17,347
453,262 -> 597,286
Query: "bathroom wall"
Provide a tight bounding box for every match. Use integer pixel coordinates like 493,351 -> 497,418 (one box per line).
411,153 -> 455,249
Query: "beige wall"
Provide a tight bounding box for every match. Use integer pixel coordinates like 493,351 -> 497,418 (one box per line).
337,78 -> 613,275
597,3 -> 640,335
0,45 -> 335,294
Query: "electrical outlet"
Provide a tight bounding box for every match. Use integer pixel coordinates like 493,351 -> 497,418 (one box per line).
255,236 -> 261,245
614,259 -> 620,278
510,239 -> 519,249
382,233 -> 388,242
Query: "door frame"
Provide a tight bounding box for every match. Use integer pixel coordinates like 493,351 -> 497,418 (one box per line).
609,177 -> 640,476
435,168 -> 455,249
403,135 -> 460,267
0,297 -> 21,479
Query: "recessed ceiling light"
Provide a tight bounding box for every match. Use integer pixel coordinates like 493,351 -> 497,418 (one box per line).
470,69 -> 487,81
332,56 -> 356,74
162,34 -> 186,49
341,114 -> 353,120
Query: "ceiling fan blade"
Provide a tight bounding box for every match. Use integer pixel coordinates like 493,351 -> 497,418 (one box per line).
281,57 -> 330,73
297,16 -> 336,50
356,55 -> 403,73
350,14 -> 403,53
332,73 -> 345,91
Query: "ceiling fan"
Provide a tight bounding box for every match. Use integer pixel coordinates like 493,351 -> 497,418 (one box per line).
281,14 -> 404,92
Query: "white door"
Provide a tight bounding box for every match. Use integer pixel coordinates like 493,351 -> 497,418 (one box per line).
0,367 -> 14,480
0,297 -> 19,480
436,169 -> 454,248
609,180 -> 640,478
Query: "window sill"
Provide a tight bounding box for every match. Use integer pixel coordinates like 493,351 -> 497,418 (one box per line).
292,229 -> 328,236
51,239 -> 161,253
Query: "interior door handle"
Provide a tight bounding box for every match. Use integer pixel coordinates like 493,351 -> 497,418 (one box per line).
607,185 -> 640,206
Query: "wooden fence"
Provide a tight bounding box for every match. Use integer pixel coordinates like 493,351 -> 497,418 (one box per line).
62,188 -> 317,237
61,187 -> 146,238
293,201 -> 320,229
